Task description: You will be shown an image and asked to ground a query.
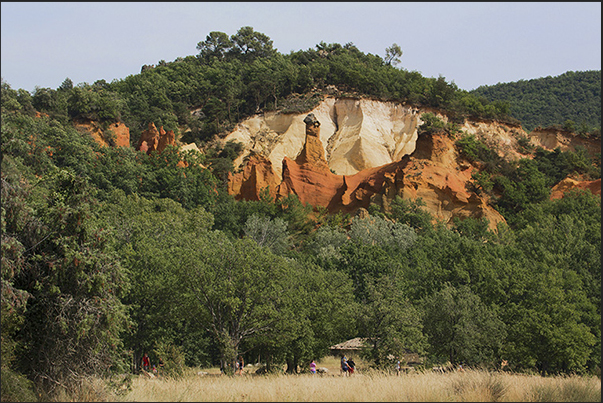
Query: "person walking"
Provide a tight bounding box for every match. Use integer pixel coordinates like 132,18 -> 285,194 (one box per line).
237,356 -> 244,375
395,357 -> 401,376
347,357 -> 356,375
310,360 -> 317,374
340,355 -> 349,376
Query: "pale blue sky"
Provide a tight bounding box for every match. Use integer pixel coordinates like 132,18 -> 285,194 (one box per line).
1,2 -> 601,93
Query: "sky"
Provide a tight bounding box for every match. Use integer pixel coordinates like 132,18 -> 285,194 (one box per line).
1,2 -> 601,93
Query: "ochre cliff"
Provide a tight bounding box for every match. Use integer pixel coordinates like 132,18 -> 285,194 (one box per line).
277,114 -> 345,209
225,97 -> 600,230
229,110 -> 506,230
74,119 -> 130,148
224,98 -> 420,177
72,118 -> 203,168
528,126 -> 601,157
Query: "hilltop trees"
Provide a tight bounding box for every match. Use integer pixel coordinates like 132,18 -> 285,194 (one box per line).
471,70 -> 601,133
196,31 -> 233,62
196,26 -> 275,63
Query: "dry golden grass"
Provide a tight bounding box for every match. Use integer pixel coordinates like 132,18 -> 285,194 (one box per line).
118,365 -> 601,402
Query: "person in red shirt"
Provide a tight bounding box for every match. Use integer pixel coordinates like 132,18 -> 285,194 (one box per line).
142,353 -> 150,372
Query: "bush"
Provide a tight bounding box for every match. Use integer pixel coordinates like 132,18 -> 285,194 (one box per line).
418,112 -> 446,136
0,367 -> 37,402
153,340 -> 186,378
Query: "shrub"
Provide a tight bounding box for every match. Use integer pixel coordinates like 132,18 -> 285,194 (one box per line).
0,367 -> 37,402
153,340 -> 186,378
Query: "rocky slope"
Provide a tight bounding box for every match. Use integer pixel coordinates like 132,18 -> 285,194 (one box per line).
74,119 -> 130,148
550,177 -> 601,200
225,97 -> 600,230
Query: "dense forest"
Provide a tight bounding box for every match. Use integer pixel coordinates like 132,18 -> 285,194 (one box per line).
1,27 -> 600,401
471,70 -> 601,133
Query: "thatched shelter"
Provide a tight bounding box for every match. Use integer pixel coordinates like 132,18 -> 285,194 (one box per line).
329,337 -> 369,358
331,338 -> 424,366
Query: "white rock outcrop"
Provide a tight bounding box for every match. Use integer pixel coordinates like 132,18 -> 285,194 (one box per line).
222,98 -> 422,176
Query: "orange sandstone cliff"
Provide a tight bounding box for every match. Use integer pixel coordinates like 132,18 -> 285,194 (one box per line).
229,112 -> 506,230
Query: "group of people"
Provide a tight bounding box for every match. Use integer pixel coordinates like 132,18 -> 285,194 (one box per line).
340,355 -> 356,376
141,352 -> 164,376
144,352 -> 364,377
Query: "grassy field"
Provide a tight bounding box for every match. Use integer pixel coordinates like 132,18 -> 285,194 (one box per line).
108,357 -> 600,402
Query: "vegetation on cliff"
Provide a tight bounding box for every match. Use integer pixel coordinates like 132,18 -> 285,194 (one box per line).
1,26 -> 601,401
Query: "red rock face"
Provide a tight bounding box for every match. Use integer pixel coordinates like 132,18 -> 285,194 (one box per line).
337,133 -> 506,229
278,155 -> 345,208
278,115 -> 345,207
110,122 -> 131,147
228,114 -> 506,230
136,123 -> 177,154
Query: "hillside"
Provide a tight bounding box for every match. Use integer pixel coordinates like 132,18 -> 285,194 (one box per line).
1,26 -> 601,401
470,70 -> 601,132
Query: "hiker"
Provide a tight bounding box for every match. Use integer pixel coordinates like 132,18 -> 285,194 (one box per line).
340,355 -> 349,376
395,357 -> 401,376
347,357 -> 356,375
141,353 -> 150,372
310,360 -> 317,374
237,356 -> 244,375
158,357 -> 164,376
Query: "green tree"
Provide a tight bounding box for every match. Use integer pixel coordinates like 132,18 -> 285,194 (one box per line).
384,43 -> 403,66
229,26 -> 275,61
358,276 -> 426,368
1,171 -> 37,402
3,169 -> 129,396
422,283 -> 506,367
495,158 -> 550,219
303,224 -> 349,265
386,196 -> 434,233
196,31 -> 233,63
95,191 -> 216,370
349,214 -> 417,252
176,234 -> 296,374
243,213 -> 291,255
504,210 -> 598,374
249,260 -> 357,374
417,112 -> 447,136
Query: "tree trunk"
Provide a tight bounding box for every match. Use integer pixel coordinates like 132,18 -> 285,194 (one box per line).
286,357 -> 294,374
